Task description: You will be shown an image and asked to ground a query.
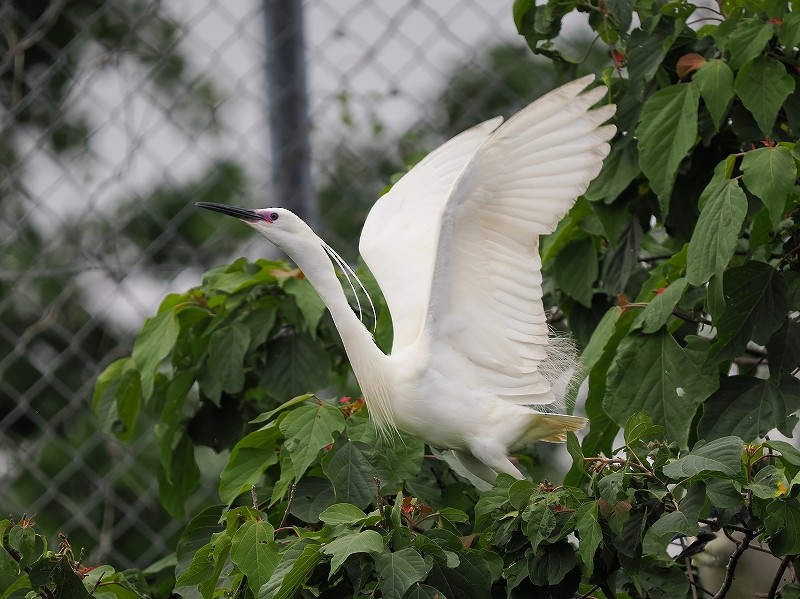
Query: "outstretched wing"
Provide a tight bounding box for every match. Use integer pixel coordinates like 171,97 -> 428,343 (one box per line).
359,117 -> 503,351
425,75 -> 615,405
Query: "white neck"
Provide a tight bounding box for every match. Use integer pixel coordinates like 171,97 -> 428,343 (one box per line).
287,238 -> 396,434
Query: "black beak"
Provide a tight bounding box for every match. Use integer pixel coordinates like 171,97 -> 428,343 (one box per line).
674,530 -> 716,560
196,202 -> 261,222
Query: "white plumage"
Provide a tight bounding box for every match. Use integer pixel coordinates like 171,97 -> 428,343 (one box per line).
198,75 -> 615,483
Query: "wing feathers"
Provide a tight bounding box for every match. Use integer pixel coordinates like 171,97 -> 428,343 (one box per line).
426,76 -> 615,407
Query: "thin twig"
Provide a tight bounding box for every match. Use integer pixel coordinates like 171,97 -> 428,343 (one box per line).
374,477 -> 386,527
711,530 -> 756,599
765,554 -> 793,599
279,484 -> 296,529
576,583 -> 600,599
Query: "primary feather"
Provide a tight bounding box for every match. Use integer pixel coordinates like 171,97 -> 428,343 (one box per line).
197,75 -> 616,483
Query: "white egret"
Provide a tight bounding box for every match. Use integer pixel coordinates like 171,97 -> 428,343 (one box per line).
198,75 -> 615,483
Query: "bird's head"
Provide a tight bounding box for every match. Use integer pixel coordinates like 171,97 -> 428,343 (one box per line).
196,202 -> 314,248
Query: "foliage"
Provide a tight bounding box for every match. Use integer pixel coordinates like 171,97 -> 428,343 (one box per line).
18,0 -> 800,595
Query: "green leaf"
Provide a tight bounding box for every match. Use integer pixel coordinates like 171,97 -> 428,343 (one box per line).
693,59 -> 735,129
638,278 -> 690,333
662,436 -> 744,479
290,477 -> 337,522
219,425 -> 281,505
601,218 -> 643,295
93,358 -> 141,441
765,499 -> 800,556
405,584 -> 448,599
523,505 -> 557,550
699,376 -> 800,440
28,555 -> 91,599
685,168 -> 747,286
425,551 -> 494,599
707,261 -> 788,364
735,56 -> 795,136
207,322 -> 250,394
321,439 -> 379,509
765,439 -> 800,467
767,318 -> 800,377
231,520 -> 279,593
726,18 -> 775,70
283,276 -> 326,333
280,402 -> 345,479
741,145 -> 797,228
157,433 -> 200,518
636,83 -> 701,215
158,370 -> 195,483
319,503 -> 370,526
174,542 -> 215,588
644,510 -> 700,558
624,413 -> 665,446
132,308 -> 179,399
528,541 -> 577,586
375,548 -> 432,599
258,540 -> 323,599
627,20 -> 679,99
779,11 -> 800,47
575,503 -> 602,575
584,138 -> 639,203
260,333 -> 332,401
553,237 -> 597,307
322,530 -> 384,574
604,331 -> 719,448
748,465 -> 786,499
371,432 -> 425,492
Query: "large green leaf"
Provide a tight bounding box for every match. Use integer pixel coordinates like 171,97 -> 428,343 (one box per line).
219,425 -> 281,505
706,261 -> 788,364
638,278 -> 689,333
604,331 -> 719,448
279,402 -> 345,479
662,436 -> 744,479
132,308 -> 179,399
741,145 -> 797,228
283,276 -> 326,333
699,376 -> 800,440
553,237 -> 597,307
374,548 -> 432,599
766,318 -> 800,377
765,499 -> 800,556
208,322 -> 251,394
627,20 -> 679,99
601,218 -> 642,295
405,584 -> 449,599
693,59 -> 735,130
322,530 -> 384,574
575,503 -> 602,575
735,56 -> 795,136
726,18 -> 775,70
321,439 -> 379,509
157,433 -> 200,518
93,357 -> 140,441
584,138 -> 639,203
425,551 -> 494,599
685,169 -> 747,286
260,333 -> 332,401
636,83 -> 701,216
319,503 -> 370,526
231,520 -> 279,594
258,540 -> 323,599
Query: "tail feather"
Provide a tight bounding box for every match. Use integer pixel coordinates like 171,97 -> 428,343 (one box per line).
519,413 -> 587,446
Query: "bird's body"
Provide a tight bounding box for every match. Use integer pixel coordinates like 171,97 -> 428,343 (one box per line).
198,75 -> 615,483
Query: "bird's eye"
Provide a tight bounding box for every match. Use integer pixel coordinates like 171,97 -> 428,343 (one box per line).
269,212 -> 279,221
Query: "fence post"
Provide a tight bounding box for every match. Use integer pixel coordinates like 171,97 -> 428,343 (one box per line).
263,0 -> 316,226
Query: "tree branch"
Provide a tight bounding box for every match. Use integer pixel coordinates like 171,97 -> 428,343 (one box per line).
765,554 -> 793,599
711,530 -> 756,599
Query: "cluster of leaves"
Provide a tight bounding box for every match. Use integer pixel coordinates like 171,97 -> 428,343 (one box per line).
12,411 -> 800,597
0,515 -> 157,599
517,0 -> 800,454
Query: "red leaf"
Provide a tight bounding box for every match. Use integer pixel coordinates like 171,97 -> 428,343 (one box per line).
676,53 -> 707,79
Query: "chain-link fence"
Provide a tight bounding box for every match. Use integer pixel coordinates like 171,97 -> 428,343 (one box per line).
0,0 -> 580,568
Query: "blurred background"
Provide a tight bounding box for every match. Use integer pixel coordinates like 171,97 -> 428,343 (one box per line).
0,0 -> 600,568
